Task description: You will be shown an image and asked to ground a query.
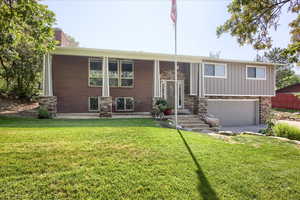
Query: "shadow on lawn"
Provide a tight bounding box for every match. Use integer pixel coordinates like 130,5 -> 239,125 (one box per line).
177,130 -> 219,200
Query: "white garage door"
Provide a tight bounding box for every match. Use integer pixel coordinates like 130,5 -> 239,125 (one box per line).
207,99 -> 259,126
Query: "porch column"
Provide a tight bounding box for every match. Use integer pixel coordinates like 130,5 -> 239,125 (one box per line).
42,53 -> 53,96
99,56 -> 112,117
197,62 -> 208,119
39,53 -> 57,117
152,60 -> 161,107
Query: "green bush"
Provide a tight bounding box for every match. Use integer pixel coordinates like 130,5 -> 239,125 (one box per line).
38,108 -> 51,119
273,123 -> 300,141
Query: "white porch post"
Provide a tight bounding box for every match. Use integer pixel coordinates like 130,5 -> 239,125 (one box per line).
102,56 -> 110,97
42,53 -> 53,96
153,60 -> 161,98
99,56 -> 112,117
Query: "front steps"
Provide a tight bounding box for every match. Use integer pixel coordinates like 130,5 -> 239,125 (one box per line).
171,115 -> 215,132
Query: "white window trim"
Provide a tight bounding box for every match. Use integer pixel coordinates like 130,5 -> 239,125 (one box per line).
203,62 -> 227,79
115,97 -> 135,112
88,58 -> 102,87
120,60 -> 134,88
88,58 -> 134,88
246,65 -> 266,80
88,96 -> 100,112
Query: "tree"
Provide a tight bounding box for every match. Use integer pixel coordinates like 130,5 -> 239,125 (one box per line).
0,0 -> 56,99
259,47 -> 300,88
217,0 -> 300,62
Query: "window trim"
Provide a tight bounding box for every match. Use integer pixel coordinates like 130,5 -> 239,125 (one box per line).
246,65 -> 266,80
115,97 -> 135,112
88,58 -> 102,88
88,96 -> 100,112
119,60 -> 134,88
203,62 -> 227,79
88,58 -> 134,88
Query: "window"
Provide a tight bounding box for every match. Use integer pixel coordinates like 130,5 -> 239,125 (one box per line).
89,96 -> 100,111
120,61 -> 134,87
88,58 -> 134,88
204,63 -> 226,78
246,66 -> 266,80
109,60 -> 119,87
89,58 -> 102,86
116,97 -> 134,111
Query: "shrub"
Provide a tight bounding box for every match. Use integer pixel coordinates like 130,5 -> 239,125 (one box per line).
38,108 -> 51,119
273,123 -> 300,141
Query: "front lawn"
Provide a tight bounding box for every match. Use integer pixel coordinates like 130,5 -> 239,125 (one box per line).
0,117 -> 300,200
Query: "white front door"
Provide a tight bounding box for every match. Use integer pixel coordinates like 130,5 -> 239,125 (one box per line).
161,80 -> 184,109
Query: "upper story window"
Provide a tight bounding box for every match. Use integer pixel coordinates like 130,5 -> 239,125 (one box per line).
246,66 -> 266,80
89,58 -> 134,87
204,63 -> 227,78
89,59 -> 102,86
120,61 -> 134,87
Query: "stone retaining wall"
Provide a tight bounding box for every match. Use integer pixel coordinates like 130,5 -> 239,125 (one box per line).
38,96 -> 57,117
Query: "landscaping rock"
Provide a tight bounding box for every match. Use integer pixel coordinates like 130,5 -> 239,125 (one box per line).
218,131 -> 239,136
241,131 -> 265,136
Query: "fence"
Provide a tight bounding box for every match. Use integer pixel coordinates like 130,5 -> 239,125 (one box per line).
272,93 -> 300,110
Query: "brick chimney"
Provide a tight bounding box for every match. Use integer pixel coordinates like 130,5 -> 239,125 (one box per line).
54,28 -> 72,47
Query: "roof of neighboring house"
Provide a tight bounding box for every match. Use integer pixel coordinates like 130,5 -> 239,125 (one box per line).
276,83 -> 300,93
52,46 -> 281,66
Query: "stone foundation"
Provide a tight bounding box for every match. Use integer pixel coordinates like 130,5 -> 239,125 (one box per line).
38,96 -> 57,117
185,96 -> 198,114
259,97 -> 272,123
99,96 -> 112,117
197,97 -> 208,120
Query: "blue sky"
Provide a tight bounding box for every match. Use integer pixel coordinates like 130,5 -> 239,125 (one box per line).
43,0 -> 299,73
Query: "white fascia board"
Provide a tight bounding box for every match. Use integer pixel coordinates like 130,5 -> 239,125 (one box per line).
52,47 -> 281,66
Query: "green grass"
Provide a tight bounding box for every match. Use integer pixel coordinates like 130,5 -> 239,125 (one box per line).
273,108 -> 300,113
0,116 -> 300,200
274,123 -> 300,141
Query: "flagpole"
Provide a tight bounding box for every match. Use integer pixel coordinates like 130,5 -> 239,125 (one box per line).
174,3 -> 178,128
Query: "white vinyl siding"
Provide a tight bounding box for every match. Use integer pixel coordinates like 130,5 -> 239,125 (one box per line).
190,63 -> 198,95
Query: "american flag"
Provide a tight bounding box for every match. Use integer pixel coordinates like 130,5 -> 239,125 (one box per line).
170,0 -> 177,24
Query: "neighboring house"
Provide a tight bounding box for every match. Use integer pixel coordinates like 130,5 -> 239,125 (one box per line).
272,83 -> 300,111
41,31 -> 276,126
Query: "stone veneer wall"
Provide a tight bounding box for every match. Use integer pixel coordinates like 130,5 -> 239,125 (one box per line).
38,96 -> 57,117
259,97 -> 272,123
99,97 -> 112,117
206,96 -> 272,124
185,96 -> 198,114
197,97 -> 208,119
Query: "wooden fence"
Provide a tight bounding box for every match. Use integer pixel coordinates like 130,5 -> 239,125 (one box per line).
272,93 -> 300,110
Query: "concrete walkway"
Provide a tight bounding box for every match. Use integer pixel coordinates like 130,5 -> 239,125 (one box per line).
55,113 -> 152,119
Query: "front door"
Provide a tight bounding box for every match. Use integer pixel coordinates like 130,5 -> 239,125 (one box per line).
161,80 -> 184,109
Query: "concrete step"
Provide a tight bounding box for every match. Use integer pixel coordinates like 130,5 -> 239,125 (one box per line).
182,124 -> 210,129
180,122 -> 207,126
178,118 -> 203,122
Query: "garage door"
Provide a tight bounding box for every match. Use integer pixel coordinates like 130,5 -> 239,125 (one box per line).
207,99 -> 259,126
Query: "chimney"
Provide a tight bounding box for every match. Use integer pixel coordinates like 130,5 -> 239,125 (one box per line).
54,28 -> 71,47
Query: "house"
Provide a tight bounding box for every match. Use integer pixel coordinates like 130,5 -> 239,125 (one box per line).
272,83 -> 300,111
40,31 -> 276,127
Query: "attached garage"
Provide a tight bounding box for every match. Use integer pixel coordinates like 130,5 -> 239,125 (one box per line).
207,99 -> 259,126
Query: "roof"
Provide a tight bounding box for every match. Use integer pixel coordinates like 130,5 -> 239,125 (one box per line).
52,46 -> 281,66
276,83 -> 300,93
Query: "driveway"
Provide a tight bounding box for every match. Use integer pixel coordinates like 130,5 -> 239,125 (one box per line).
220,124 -> 266,133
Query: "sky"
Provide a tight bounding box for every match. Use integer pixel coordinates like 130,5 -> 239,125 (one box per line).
43,0 -> 300,74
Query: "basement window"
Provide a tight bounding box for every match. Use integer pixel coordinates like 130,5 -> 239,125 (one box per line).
116,97 -> 134,111
88,96 -> 100,111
